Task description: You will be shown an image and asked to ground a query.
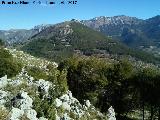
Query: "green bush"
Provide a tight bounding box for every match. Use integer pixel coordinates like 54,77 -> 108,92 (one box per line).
0,48 -> 22,78
33,95 -> 56,120
27,66 -> 48,80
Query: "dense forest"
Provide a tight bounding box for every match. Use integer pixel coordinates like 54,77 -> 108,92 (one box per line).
58,55 -> 160,120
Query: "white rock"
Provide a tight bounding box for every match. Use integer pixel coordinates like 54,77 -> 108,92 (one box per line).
53,62 -> 58,68
60,94 -> 70,102
30,77 -> 34,81
55,114 -> 60,120
68,91 -> 72,98
62,102 -> 71,111
74,106 -> 84,118
39,117 -> 48,120
63,113 -> 71,120
10,107 -> 24,120
56,91 -> 85,118
85,100 -> 91,108
26,109 -> 38,120
20,91 -> 33,110
10,91 -> 39,120
55,98 -> 62,108
35,79 -> 52,95
0,90 -> 8,106
70,97 -> 79,103
108,106 -> 116,120
0,75 -> 9,88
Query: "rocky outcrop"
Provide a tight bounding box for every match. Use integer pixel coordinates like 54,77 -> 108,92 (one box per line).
35,79 -> 52,96
54,91 -> 84,117
10,91 -> 38,120
60,24 -> 73,35
108,106 -> 116,120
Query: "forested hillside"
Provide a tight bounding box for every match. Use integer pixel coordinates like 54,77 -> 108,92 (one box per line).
21,21 -> 160,64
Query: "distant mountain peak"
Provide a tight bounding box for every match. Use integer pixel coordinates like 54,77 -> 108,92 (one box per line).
32,24 -> 52,32
81,15 -> 143,30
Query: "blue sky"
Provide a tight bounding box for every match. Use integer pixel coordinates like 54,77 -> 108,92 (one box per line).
0,0 -> 160,30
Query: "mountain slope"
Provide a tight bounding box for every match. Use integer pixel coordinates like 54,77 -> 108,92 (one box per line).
0,47 -> 111,120
21,21 -> 160,64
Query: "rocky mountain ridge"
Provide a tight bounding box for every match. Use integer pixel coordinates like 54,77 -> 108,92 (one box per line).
81,15 -> 142,32
81,15 -> 160,56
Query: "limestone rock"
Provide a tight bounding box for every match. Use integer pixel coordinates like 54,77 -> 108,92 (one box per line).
55,98 -> 62,108
85,100 -> 91,108
10,91 -> 39,120
0,90 -> 8,106
62,113 -> 71,120
26,109 -> 38,120
39,117 -> 48,120
0,75 -> 9,88
108,106 -> 116,120
10,107 -> 24,120
35,79 -> 52,95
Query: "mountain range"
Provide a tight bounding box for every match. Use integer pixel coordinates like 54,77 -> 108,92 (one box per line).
1,15 -> 160,63
1,15 -> 160,47
0,24 -> 51,45
82,15 -> 160,55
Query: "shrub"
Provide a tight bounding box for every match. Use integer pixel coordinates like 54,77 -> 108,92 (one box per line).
65,56 -> 109,105
26,66 -> 48,80
0,48 -> 22,78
